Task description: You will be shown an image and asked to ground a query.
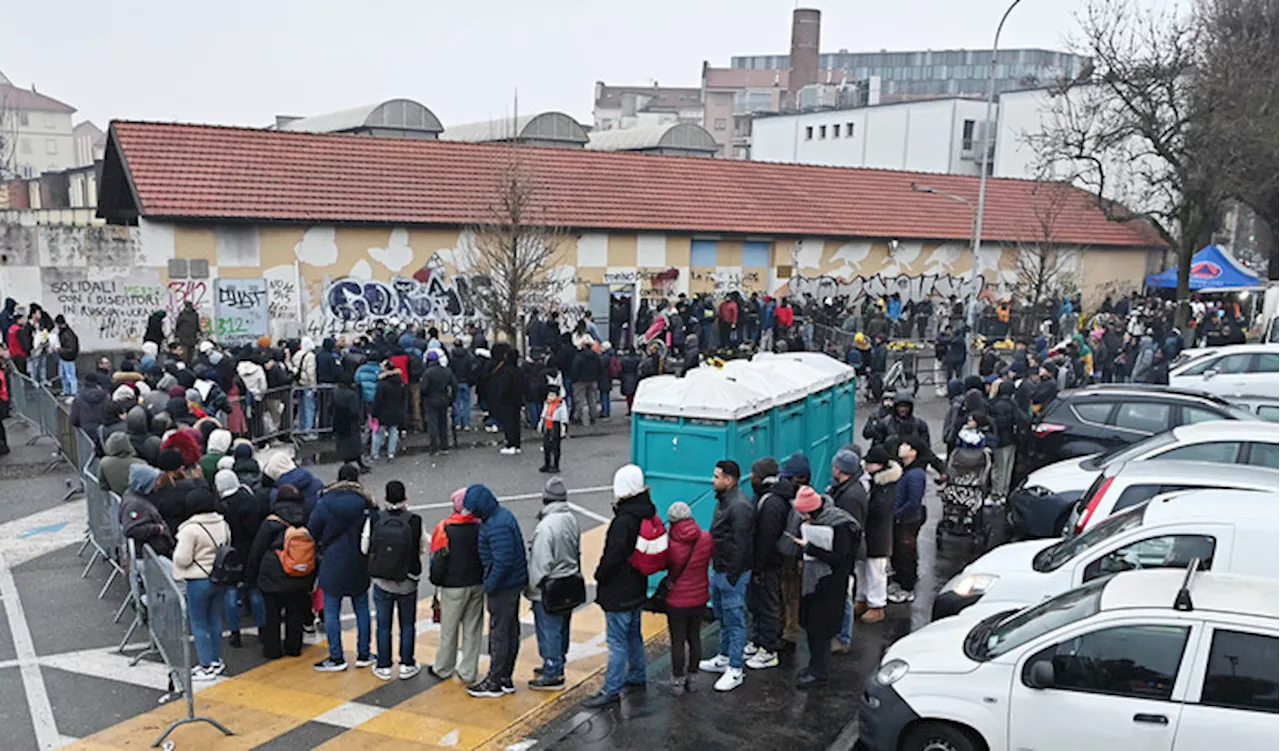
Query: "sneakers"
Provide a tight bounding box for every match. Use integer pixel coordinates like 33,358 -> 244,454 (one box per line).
466,679 -> 506,698
191,665 -> 220,682
581,691 -> 621,709
399,664 -> 421,679
831,640 -> 852,655
698,654 -> 730,673
861,607 -> 886,624
713,667 -> 744,692
745,650 -> 779,670
795,671 -> 828,689
888,589 -> 916,604
660,677 -> 686,696
209,660 -> 226,675
743,642 -> 759,657
528,675 -> 565,691
313,658 -> 348,672
501,679 -> 516,694
373,666 -> 394,681
229,632 -> 243,649
499,447 -> 517,455
355,654 -> 377,668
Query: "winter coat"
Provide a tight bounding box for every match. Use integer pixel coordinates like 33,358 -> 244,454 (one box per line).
174,308 -> 200,349
332,384 -> 363,463
172,511 -> 231,581
798,504 -> 857,638
594,489 -> 658,612
429,513 -> 483,588
315,342 -> 343,384
231,456 -> 261,491
69,386 -> 108,437
988,387 -> 1024,448
275,466 -> 322,517
1132,336 -> 1156,383
57,326 -> 79,361
99,432 -> 144,497
290,347 -> 317,388
619,352 -> 641,397
236,360 -> 268,399
120,488 -> 174,558
152,477 -> 203,537
421,361 -> 457,409
245,498 -> 313,594
372,369 -> 407,427
865,463 -> 899,558
752,483 -> 792,572
464,485 -> 529,594
143,312 -> 166,346
895,460 -> 928,522
525,501 -> 581,601
710,485 -> 753,583
219,486 -> 267,558
308,481 -> 375,597
490,361 -> 525,408
449,345 -> 473,385
664,517 -> 714,609
354,361 -> 380,405
829,475 -> 869,559
125,407 -> 160,465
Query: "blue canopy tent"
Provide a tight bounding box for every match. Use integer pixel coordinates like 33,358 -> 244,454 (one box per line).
1146,245 -> 1263,291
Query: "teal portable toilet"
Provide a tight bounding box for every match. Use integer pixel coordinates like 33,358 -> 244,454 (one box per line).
749,355 -> 835,486
721,358 -> 807,466
775,351 -> 858,470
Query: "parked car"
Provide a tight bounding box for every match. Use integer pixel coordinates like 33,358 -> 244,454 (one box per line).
1228,394 -> 1280,421
863,569 -> 1278,751
1168,343 -> 1279,399
1020,385 -> 1258,477
934,489 -> 1277,619
1009,421 -> 1280,538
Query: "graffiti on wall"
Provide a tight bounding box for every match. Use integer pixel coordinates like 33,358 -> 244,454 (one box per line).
44,270 -> 166,351
788,272 -> 991,306
309,254 -> 483,338
692,269 -> 762,295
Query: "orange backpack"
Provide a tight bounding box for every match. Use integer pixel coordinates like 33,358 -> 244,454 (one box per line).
269,515 -> 316,577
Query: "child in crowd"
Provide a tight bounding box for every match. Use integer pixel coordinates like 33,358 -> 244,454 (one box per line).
538,387 -> 568,474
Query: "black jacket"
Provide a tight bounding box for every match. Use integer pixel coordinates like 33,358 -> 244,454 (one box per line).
799,518 -> 856,639
449,346 -> 473,385
372,370 -> 407,427
57,327 -> 79,361
174,307 -> 200,347
120,490 -> 174,558
244,498 -> 313,594
988,387 -> 1026,448
421,361 -> 457,409
710,485 -> 753,583
430,519 -> 484,588
864,463 -> 900,558
332,384 -> 363,462
143,312 -> 166,346
594,490 -> 657,612
752,483 -> 791,572
829,475 -> 869,559
232,457 -> 262,491
219,487 -> 267,558
619,352 -> 641,397
152,477 -> 203,537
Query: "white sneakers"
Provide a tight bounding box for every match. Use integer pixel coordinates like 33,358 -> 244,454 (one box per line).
714,667 -> 744,692
745,650 -> 779,670
698,654 -> 730,672
743,642 -> 759,657
500,446 -> 516,455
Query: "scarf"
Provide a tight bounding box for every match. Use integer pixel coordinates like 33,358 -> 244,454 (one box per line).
801,501 -> 857,597
430,511 -> 477,554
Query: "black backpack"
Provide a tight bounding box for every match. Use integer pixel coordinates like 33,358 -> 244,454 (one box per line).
197,521 -> 243,585
367,510 -> 419,581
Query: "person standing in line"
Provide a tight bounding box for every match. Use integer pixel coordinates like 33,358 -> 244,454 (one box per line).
775,452 -> 810,652
245,482 -> 315,660
421,349 -> 457,454
54,314 -> 79,396
790,486 -> 858,688
371,359 -> 406,462
699,460 -> 753,692
828,449 -> 868,653
745,457 -> 787,670
464,484 -> 529,698
987,379 -> 1024,502
290,337 -> 318,437
854,445 -> 898,624
525,477 -> 582,691
450,337 -> 474,431
492,349 -> 525,456
661,501 -> 713,695
428,488 -> 485,685
581,464 -> 658,709
310,464 -> 377,672
538,386 -> 568,474
215,469 -> 267,649
173,486 -> 231,681
888,438 -> 928,604
362,480 -> 427,681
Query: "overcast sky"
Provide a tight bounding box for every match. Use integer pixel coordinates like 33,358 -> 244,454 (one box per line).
5,0 -> 1165,129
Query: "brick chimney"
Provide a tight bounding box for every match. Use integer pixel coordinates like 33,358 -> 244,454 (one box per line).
788,8 -> 821,109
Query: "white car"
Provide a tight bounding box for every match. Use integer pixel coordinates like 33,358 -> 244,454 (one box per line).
1168,343 -> 1279,398
862,569 -> 1279,751
934,489 -> 1278,619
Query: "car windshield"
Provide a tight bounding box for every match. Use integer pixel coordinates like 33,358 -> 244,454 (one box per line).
980,578 -> 1107,659
1083,431 -> 1179,471
1032,503 -> 1149,572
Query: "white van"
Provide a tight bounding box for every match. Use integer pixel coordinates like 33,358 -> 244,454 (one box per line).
861,569 -> 1278,751
933,489 -> 1278,619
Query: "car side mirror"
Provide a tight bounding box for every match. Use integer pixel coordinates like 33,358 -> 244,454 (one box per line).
1027,660 -> 1055,689
1203,368 -> 1217,380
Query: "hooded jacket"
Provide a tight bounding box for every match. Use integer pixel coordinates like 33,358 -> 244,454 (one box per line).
593,489 -> 657,612
865,462 -> 901,558
354,361 -> 381,404
315,338 -> 343,384
828,473 -> 869,560
290,340 -> 318,387
798,500 -> 858,639
236,359 -> 268,399
710,484 -> 753,583
372,368 -> 407,426
752,479 -> 791,572
428,511 -> 483,589
143,311 -> 166,346
895,457 -> 928,521
245,495 -> 313,594
174,306 -> 200,348
173,510 -> 230,581
1131,335 -> 1156,383
99,431 -> 145,497
988,380 -> 1024,448
421,360 -> 457,409
120,464 -> 174,558
220,485 -> 267,558
525,501 -> 581,601
664,517 -> 714,610
464,484 -> 528,593
878,393 -> 931,448
231,455 -> 261,491
125,406 -> 161,465
274,465 -> 322,517
308,480 -> 375,596
69,385 -> 108,437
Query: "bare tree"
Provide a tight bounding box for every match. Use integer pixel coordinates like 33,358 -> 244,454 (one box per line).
458,152 -> 569,346
0,92 -> 16,182
1012,181 -> 1085,306
1026,0 -> 1224,328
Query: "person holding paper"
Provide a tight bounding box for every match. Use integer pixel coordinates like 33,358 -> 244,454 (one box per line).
789,485 -> 859,689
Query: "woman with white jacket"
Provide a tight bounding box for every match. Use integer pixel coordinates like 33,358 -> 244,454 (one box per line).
173,486 -> 232,681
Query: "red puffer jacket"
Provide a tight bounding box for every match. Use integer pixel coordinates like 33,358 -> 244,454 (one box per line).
664,518 -> 714,610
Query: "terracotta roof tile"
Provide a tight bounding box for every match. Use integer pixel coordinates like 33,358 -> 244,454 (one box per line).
108,120 -> 1161,248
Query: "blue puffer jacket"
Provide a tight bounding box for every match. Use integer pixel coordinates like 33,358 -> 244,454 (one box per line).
464,484 -> 528,594
308,481 -> 374,597
275,466 -> 323,517
355,362 -> 380,406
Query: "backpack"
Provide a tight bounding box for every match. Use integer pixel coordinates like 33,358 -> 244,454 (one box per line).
269,515 -> 316,577
628,515 -> 668,576
196,522 -> 242,585
290,350 -> 314,384
367,510 -> 419,581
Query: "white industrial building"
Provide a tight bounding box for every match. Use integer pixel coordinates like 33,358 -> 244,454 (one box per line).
749,98 -> 993,175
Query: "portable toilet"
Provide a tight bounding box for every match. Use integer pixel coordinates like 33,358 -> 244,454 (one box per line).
751,353 -> 856,488
630,368 -> 772,526
766,351 -> 857,462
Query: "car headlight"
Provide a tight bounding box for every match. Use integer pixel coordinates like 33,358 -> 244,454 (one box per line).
949,573 -> 999,597
876,659 -> 909,686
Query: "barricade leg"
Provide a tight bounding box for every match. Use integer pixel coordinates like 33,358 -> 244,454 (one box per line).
81,547 -> 102,578
153,714 -> 234,747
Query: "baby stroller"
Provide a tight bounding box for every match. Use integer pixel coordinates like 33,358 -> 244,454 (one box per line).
936,428 -> 993,551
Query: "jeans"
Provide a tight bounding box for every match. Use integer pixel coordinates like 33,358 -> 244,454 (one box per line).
485,587 -> 521,683
747,568 -> 781,653
434,585 -> 484,683
59,359 -> 77,395
261,590 -> 309,659
454,383 -> 472,427
372,424 -> 400,459
224,584 -> 266,632
603,608 -> 646,696
598,380 -> 611,418
27,355 -> 46,384
532,600 -> 571,681
323,590 -> 371,662
425,406 -> 449,451
298,388 -> 316,434
373,584 -> 417,669
839,597 -> 854,646
186,577 -> 226,667
711,570 -> 751,669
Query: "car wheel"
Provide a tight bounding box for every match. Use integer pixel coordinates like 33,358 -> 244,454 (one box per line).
902,721 -> 979,751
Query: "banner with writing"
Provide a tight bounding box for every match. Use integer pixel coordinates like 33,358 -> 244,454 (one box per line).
214,278 -> 269,345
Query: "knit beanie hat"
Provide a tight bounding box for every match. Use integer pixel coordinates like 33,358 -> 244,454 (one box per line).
750,457 -> 780,481
667,501 -> 693,521
780,452 -> 811,480
233,442 -> 254,459
214,469 -> 240,499
544,477 -> 568,502
794,486 -> 822,514
451,487 -> 467,514
613,464 -> 645,500
864,444 -> 892,467
832,449 -> 860,476
156,448 -> 184,473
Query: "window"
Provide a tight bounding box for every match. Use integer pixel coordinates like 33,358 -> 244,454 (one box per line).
1111,484 -> 1192,513
1156,442 -> 1241,464
818,125 -> 827,139
1251,352 -> 1279,372
713,118 -> 727,131
1114,402 -> 1171,434
1083,534 -> 1216,581
805,126 -> 813,140
19,138 -> 31,154
1246,442 -> 1279,469
1073,401 -> 1114,424
690,239 -> 718,267
846,122 -> 854,137
1026,625 -> 1190,701
962,119 -> 976,150
1183,406 -> 1229,425
18,111 -> 28,126
45,139 -> 57,155
1258,405 -> 1280,422
1200,630 -> 1278,713
1216,353 -> 1254,374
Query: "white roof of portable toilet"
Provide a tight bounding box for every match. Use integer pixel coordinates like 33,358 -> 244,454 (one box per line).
764,351 -> 855,389
632,369 -> 771,420
721,359 -> 806,405
749,353 -> 832,395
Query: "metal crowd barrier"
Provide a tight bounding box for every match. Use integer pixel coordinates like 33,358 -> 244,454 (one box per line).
118,539 -> 159,665
7,370 -> 34,431
82,479 -> 127,599
139,543 -> 233,746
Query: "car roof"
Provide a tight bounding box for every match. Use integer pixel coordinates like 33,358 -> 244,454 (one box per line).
1182,343 -> 1279,356
1101,570 -> 1279,620
1106,460 -> 1279,486
1141,487 -> 1280,524
1168,420 -> 1279,441
1070,384 -> 1233,404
